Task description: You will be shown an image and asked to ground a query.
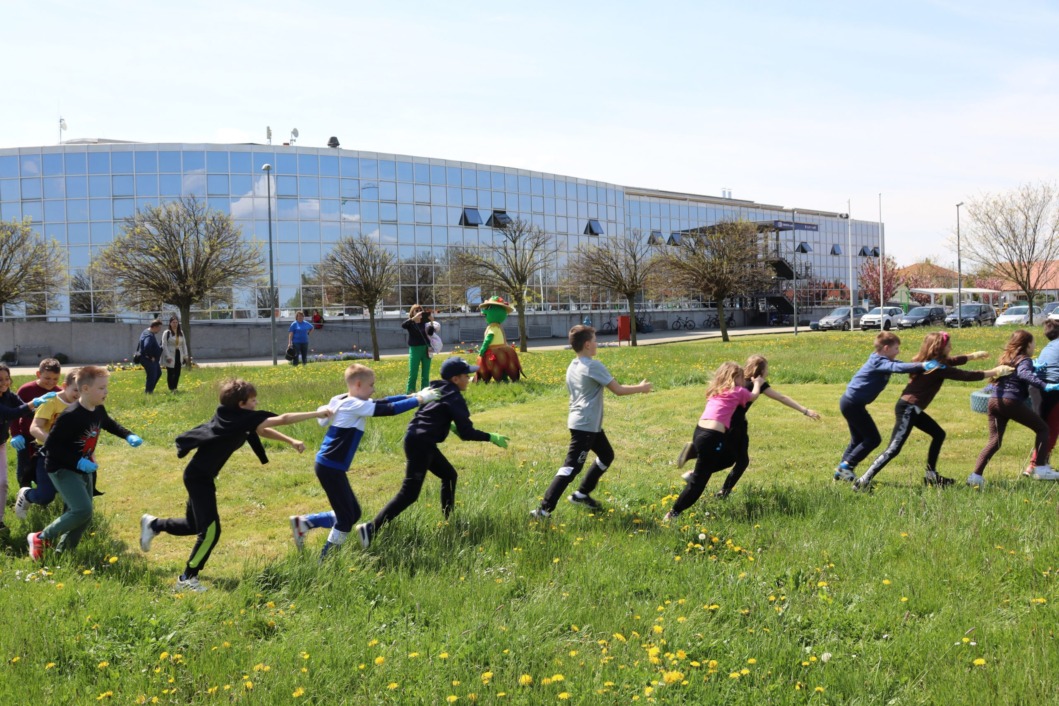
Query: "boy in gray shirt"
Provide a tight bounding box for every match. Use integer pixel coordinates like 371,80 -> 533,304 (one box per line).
531,325 -> 652,517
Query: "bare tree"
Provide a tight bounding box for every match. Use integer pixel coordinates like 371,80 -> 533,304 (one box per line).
95,196 -> 264,358
452,219 -> 554,352
0,218 -> 66,317
569,232 -> 658,345
69,266 -> 118,321
655,220 -> 773,342
319,234 -> 400,360
963,182 -> 1059,324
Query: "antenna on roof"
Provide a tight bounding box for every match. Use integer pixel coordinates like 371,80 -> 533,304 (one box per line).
266,126 -> 272,145
290,128 -> 299,145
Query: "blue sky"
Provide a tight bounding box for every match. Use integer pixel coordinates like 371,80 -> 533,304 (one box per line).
5,0 -> 1058,265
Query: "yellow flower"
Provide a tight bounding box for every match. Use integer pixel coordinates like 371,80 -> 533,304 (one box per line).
613,633 -> 627,643
747,658 -> 757,665
292,687 -> 305,698
244,681 -> 253,690
439,652 -> 450,659
551,674 -> 564,682
558,693 -> 570,700
83,570 -> 93,575
108,556 -> 118,564
367,639 -> 379,647
519,674 -> 533,686
817,581 -> 828,588
447,696 -> 458,703
97,661 -> 109,669
388,683 -> 399,690
662,670 -> 684,684
374,656 -> 385,666
973,658 -> 986,666
96,691 -> 113,701
815,686 -> 825,693
45,662 -> 55,670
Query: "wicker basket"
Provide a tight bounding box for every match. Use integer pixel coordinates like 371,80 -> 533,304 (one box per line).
970,390 -> 990,414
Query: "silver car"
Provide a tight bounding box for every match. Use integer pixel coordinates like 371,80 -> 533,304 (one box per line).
818,306 -> 868,331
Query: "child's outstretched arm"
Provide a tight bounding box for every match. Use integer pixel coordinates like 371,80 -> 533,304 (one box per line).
606,379 -> 652,396
762,387 -> 821,419
259,427 -> 306,453
746,376 -> 765,403
258,408 -> 332,432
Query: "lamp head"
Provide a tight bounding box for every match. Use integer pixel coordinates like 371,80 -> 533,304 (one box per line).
262,164 -> 272,172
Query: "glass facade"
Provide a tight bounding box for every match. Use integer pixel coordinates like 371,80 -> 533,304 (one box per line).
0,142 -> 880,320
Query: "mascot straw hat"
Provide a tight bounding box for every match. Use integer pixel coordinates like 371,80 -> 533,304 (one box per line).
479,296 -> 515,313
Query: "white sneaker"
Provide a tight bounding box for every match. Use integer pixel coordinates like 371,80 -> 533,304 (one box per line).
176,575 -> 208,592
681,470 -> 695,482
139,514 -> 158,552
289,515 -> 310,551
530,508 -> 551,519
14,488 -> 29,520
1031,465 -> 1059,481
966,473 -> 985,488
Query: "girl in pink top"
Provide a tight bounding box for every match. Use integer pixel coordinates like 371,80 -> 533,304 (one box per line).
665,361 -> 762,520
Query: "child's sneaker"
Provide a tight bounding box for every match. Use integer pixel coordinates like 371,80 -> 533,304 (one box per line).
834,462 -> 855,482
966,473 -> 985,488
852,477 -> 873,493
568,493 -> 603,511
1022,464 -> 1035,478
681,470 -> 695,483
923,469 -> 954,487
530,507 -> 551,519
140,514 -> 158,552
1030,465 -> 1059,481
27,532 -> 46,561
319,541 -> 338,561
356,522 -> 374,549
676,442 -> 695,469
14,488 -> 30,520
176,574 -> 208,592
289,515 -> 310,551
662,511 -> 680,522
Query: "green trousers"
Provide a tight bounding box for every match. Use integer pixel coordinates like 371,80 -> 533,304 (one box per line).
406,345 -> 432,393
41,468 -> 94,552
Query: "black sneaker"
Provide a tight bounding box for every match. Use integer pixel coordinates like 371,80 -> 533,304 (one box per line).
676,442 -> 696,469
714,488 -> 731,499
924,469 -> 954,487
569,493 -> 603,511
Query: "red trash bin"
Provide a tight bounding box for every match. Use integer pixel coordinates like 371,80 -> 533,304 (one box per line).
617,315 -> 631,345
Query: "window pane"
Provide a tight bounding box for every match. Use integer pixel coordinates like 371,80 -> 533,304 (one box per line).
160,174 -> 182,196
359,159 -> 377,179
206,151 -> 228,172
44,200 -> 65,222
137,174 -> 158,196
397,162 -> 414,181
0,180 -> 19,201
277,153 -> 297,174
64,152 -> 87,175
135,151 -> 158,173
114,199 -> 136,219
113,175 -> 134,196
320,155 -> 339,177
298,153 -> 318,175
111,151 -> 134,173
207,174 -> 229,195
67,199 -> 88,221
88,152 -> 110,174
66,175 -> 87,198
43,177 -> 65,199
183,151 -> 206,173
21,178 -> 42,199
0,156 -> 17,178
230,151 -> 252,173
89,199 -> 112,220
299,177 -> 319,198
43,153 -> 64,176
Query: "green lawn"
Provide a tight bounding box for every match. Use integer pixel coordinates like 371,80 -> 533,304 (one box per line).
2,327 -> 1057,704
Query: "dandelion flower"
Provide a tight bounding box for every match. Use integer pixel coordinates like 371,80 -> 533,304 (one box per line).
973,658 -> 986,667
374,656 -> 385,666
519,674 -> 533,686
292,687 -> 305,698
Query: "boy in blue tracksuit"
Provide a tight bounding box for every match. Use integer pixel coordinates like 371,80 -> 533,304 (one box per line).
355,357 -> 508,548
835,331 -> 935,481
288,364 -> 438,559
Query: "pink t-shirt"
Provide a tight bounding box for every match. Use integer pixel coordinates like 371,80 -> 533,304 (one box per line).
700,387 -> 753,428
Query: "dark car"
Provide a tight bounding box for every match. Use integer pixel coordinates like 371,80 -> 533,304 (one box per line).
817,306 -> 868,331
945,303 -> 997,327
898,306 -> 946,329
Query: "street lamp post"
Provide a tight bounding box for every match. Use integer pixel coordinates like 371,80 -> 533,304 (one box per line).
878,194 -> 885,310
791,210 -> 798,336
956,202 -> 964,329
846,200 -> 854,310
262,164 -> 277,365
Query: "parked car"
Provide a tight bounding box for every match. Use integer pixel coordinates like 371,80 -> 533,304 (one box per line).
945,303 -> 997,327
860,306 -> 905,331
1043,302 -> 1059,320
897,306 -> 946,329
994,305 -> 1042,326
817,306 -> 868,331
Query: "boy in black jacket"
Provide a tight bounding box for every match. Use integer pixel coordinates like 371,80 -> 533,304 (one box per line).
139,378 -> 330,592
356,357 -> 508,548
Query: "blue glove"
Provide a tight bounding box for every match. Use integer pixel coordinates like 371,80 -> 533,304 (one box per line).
76,457 -> 98,473
31,391 -> 58,407
9,435 -> 25,451
1046,383 -> 1059,393
923,360 -> 945,372
126,434 -> 143,447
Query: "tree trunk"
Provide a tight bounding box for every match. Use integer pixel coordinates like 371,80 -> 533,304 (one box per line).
1025,288 -> 1035,325
179,304 -> 193,364
368,309 -> 380,361
627,295 -> 638,346
516,300 -> 528,353
718,301 -> 730,343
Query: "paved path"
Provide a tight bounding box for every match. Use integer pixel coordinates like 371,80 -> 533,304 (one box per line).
5,326 -> 801,376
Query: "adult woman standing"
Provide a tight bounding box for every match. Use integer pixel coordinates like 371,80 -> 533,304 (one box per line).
402,304 -> 434,393
161,316 -> 190,392
287,311 -> 314,366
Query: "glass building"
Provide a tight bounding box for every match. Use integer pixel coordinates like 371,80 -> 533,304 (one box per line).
0,140 -> 881,321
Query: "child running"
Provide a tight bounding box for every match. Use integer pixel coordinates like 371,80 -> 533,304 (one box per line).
835,331 -> 937,482
969,329 -> 1059,488
288,364 -> 438,559
665,361 -> 763,520
1026,319 -> 1059,475
852,332 -> 1011,491
139,379 -> 330,591
531,325 -> 652,518
16,369 -> 80,518
677,355 -> 821,499
355,357 -> 508,548
10,358 -> 62,490
0,364 -> 57,531
28,366 -> 142,560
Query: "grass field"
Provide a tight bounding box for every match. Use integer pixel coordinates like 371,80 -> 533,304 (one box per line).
2,327 -> 1058,704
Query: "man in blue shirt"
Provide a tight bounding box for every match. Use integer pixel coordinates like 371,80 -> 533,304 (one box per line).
139,320 -> 164,393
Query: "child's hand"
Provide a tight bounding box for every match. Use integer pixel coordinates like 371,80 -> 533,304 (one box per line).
417,387 -> 440,404
126,434 -> 143,447
992,365 -> 1015,378
76,457 -> 98,473
488,432 -> 509,448
290,440 -> 306,453
967,350 -> 989,361
31,391 -> 58,408
639,380 -> 653,393
804,408 -> 821,420
317,407 -> 334,419
9,435 -> 25,451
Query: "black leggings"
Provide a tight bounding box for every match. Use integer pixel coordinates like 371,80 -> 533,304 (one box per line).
539,429 -> 615,512
316,462 -> 362,533
671,427 -> 727,514
718,422 -> 751,493
839,396 -> 881,468
860,400 -> 945,482
166,351 -> 182,391
973,397 -> 1049,477
371,435 -> 458,531
153,475 -> 220,578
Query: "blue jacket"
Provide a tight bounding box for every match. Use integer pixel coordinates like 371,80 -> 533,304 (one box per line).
139,329 -> 162,361
842,352 -> 923,405
992,357 -> 1047,401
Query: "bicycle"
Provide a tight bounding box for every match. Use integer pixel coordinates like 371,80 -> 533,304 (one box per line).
599,318 -> 616,334
635,316 -> 654,333
672,315 -> 696,330
702,314 -> 719,328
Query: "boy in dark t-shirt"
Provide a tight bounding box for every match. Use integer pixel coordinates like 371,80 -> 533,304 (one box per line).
139,378 -> 330,592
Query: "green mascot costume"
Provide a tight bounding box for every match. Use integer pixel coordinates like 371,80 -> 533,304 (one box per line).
476,296 -> 523,383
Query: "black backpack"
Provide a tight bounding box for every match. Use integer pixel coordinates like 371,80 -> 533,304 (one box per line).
132,336 -> 143,365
